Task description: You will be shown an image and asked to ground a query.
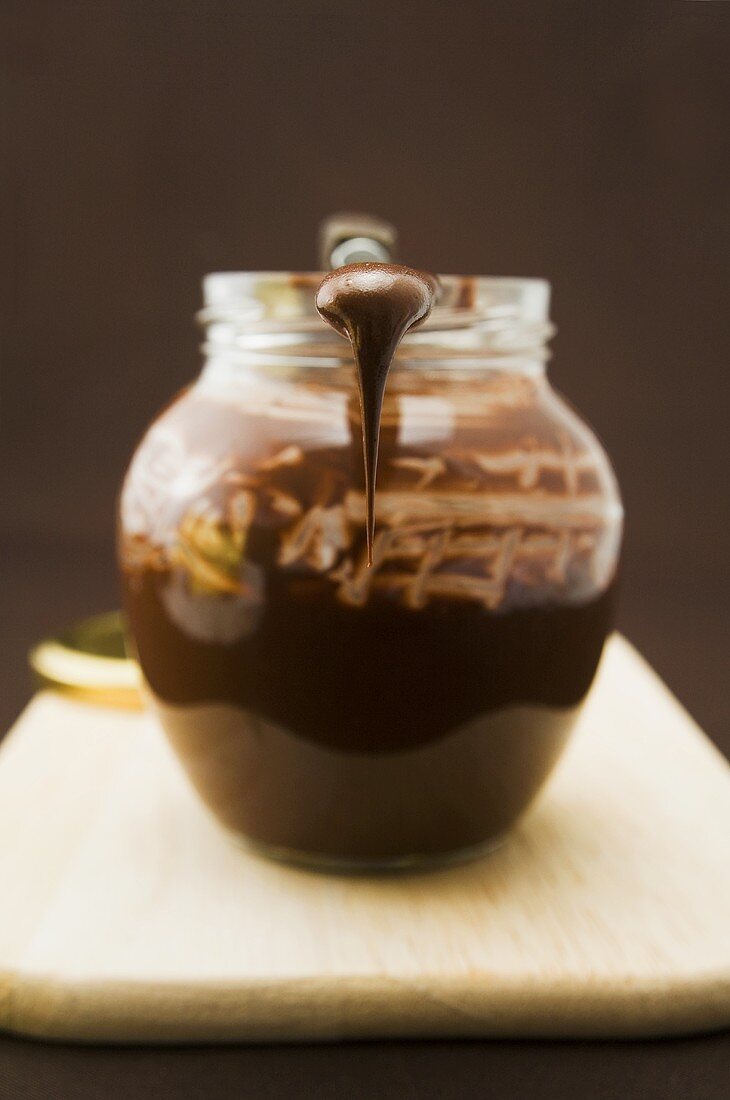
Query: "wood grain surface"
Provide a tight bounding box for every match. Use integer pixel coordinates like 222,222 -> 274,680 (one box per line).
0,635 -> 728,1044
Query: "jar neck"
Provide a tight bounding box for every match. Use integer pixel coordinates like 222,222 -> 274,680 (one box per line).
200,344 -> 550,379
196,353 -> 549,427
198,272 -> 554,381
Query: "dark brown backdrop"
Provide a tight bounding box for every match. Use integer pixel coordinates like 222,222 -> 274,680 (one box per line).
1,2 -> 728,1097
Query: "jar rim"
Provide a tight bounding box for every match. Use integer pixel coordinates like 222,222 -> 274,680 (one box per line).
200,272 -> 550,330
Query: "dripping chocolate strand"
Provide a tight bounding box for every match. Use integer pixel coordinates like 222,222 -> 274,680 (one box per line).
316,263 -> 437,564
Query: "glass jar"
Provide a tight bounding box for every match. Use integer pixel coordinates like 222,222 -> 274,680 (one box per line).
118,273 -> 622,869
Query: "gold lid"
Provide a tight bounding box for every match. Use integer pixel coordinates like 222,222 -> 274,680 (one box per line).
29,611 -> 143,710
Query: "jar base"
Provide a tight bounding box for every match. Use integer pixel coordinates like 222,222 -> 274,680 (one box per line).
229,832 -> 508,876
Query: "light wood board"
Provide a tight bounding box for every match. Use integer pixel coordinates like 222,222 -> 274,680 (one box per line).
0,635 -> 728,1043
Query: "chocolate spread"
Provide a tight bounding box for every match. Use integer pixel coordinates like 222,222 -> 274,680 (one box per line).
316,263 -> 437,562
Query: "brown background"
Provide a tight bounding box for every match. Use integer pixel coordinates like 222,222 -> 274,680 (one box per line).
1,1 -> 728,1096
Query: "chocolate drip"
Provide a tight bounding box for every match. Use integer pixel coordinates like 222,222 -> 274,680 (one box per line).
316,263 -> 437,563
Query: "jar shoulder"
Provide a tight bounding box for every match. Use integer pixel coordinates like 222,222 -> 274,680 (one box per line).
120,376 -> 623,521
119,373 -> 622,613
119,373 -> 623,540
531,382 -> 623,507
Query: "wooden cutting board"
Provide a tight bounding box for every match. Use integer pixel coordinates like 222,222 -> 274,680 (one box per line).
0,635 -> 728,1044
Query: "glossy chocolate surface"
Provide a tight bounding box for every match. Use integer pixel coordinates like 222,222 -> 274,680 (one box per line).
316,263 -> 437,562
